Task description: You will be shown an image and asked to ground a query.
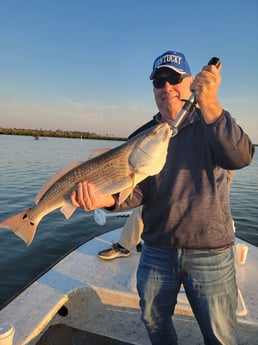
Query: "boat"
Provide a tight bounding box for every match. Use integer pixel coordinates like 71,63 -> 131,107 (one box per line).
0,211 -> 258,345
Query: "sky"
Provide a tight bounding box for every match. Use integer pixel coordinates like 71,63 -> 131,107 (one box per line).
0,0 -> 257,143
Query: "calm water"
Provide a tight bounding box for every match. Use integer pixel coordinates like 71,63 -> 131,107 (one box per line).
0,135 -> 257,309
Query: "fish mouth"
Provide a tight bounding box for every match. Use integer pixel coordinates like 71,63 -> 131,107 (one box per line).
161,123 -> 172,138
139,128 -> 171,159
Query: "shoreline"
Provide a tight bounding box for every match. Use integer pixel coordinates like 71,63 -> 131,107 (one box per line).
0,127 -> 126,141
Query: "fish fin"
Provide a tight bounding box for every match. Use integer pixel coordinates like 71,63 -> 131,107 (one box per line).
88,148 -> 110,160
118,188 -> 133,205
60,201 -> 77,219
118,173 -> 138,205
0,209 -> 39,246
35,162 -> 83,204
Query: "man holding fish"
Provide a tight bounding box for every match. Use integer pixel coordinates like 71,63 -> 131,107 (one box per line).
71,50 -> 254,344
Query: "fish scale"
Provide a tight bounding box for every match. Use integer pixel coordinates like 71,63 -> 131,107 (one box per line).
0,123 -> 171,245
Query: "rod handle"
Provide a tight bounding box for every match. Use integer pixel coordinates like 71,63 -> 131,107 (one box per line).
207,57 -> 221,68
170,56 -> 221,136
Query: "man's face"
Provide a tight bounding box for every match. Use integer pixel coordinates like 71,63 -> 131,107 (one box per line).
153,68 -> 193,123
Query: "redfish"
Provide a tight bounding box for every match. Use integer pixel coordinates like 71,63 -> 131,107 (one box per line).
0,123 -> 171,245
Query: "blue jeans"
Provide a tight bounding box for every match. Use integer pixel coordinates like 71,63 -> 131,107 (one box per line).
137,244 -> 237,345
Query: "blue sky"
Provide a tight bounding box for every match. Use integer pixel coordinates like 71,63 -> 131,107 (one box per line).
0,0 -> 257,142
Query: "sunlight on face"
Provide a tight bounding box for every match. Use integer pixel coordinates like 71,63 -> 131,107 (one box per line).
153,69 -> 193,123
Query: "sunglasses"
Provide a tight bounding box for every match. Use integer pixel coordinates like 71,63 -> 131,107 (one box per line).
152,74 -> 188,89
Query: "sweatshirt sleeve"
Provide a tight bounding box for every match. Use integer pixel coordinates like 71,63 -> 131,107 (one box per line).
203,110 -> 255,169
105,183 -> 145,212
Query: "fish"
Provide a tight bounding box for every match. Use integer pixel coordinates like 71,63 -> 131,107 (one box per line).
0,123 -> 171,246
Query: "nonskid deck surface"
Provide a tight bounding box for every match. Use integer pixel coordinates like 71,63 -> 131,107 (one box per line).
37,324 -> 134,345
36,318 -> 258,345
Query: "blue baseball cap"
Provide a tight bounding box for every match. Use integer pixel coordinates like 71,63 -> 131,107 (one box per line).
150,50 -> 192,80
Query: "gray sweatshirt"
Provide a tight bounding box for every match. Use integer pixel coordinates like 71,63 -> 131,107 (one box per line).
112,109 -> 254,249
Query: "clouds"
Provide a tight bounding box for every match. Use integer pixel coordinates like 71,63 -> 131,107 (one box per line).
0,98 -> 153,137
1,91 -> 257,143
0,1 -> 257,143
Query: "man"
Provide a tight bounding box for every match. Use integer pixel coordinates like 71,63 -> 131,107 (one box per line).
71,50 -> 254,344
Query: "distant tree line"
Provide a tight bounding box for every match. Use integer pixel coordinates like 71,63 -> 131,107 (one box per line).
0,127 -> 126,141
2,127 -> 256,145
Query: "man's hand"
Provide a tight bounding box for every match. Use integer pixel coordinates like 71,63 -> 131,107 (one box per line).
191,64 -> 223,124
71,181 -> 115,211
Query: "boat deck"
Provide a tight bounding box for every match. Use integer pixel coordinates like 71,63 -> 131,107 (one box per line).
0,228 -> 258,345
37,324 -> 134,345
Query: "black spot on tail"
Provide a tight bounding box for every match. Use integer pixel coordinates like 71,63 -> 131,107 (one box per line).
23,213 -> 34,226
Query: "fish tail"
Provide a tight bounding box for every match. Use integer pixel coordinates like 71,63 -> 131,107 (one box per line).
0,209 -> 39,246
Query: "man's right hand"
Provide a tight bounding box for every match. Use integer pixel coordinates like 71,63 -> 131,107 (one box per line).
70,181 -> 115,212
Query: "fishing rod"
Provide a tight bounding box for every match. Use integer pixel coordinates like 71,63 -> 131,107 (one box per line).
170,57 -> 221,137
93,58 -> 221,225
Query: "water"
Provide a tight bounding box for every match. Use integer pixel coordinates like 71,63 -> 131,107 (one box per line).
0,135 -> 257,309
230,149 -> 258,245
0,135 -> 127,309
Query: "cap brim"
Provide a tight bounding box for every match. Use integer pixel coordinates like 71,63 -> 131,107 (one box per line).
149,65 -> 188,80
